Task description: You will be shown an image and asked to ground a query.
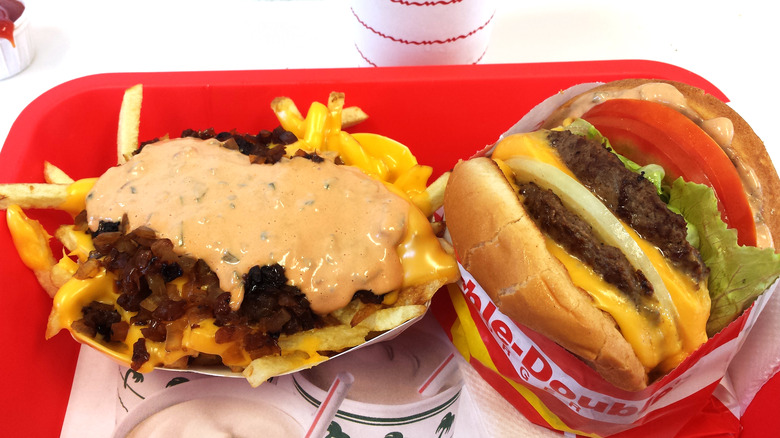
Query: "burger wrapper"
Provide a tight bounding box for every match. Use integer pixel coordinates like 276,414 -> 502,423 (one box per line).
433,268 -> 779,437
430,83 -> 780,437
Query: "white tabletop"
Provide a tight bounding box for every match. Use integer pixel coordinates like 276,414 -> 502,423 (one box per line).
1,0 -> 778,162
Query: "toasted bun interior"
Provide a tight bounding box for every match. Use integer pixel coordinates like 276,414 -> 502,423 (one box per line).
444,157 -> 647,391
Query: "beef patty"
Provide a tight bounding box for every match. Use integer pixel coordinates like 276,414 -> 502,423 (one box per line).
546,129 -> 708,282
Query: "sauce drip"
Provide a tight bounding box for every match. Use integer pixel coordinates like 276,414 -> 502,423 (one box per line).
86,138 -> 410,315
0,0 -> 24,47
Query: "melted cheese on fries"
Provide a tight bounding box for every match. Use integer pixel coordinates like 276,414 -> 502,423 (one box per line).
8,108 -> 459,381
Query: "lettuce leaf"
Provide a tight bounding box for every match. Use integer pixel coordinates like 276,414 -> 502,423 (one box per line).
668,178 -> 780,336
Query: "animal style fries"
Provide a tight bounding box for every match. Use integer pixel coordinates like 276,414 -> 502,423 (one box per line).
2,85 -> 457,386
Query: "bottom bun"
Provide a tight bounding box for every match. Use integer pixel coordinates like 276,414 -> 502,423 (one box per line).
444,157 -> 647,391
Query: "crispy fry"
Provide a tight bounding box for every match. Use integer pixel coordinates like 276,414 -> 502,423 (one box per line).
271,97 -> 305,139
55,225 -> 94,261
51,256 -> 79,286
327,91 -> 346,114
43,161 -> 75,185
243,351 -> 320,387
272,95 -> 368,141
413,171 -> 450,217
357,305 -> 427,332
330,298 -> 362,326
0,183 -> 68,210
280,324 -> 372,353
325,92 -> 345,149
242,302 -> 425,387
243,324 -> 373,386
117,84 -> 143,164
341,106 -> 369,129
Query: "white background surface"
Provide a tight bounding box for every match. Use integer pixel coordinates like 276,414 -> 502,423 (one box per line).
1,0 -> 778,163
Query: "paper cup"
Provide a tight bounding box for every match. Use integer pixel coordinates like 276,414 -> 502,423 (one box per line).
1,1 -> 33,79
294,319 -> 464,436
115,366 -> 211,419
294,375 -> 463,437
349,0 -> 496,66
113,374 -> 307,438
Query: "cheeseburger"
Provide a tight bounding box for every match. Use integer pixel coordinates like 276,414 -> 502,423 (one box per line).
443,79 -> 780,391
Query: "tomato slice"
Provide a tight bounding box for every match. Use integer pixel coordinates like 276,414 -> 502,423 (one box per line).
581,99 -> 757,247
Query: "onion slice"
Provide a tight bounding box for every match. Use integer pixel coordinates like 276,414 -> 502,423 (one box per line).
504,157 -> 680,324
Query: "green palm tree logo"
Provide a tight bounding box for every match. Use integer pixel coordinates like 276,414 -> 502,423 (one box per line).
436,412 -> 455,437
165,377 -> 189,387
325,421 -> 350,438
122,368 -> 145,400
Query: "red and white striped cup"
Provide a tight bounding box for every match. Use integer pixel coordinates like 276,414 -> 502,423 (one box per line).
349,0 -> 496,66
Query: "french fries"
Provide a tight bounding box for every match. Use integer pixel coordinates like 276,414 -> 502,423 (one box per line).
3,84 -> 455,386
414,171 -> 450,218
270,96 -> 304,137
243,304 -> 427,386
55,225 -> 94,261
117,83 -> 143,164
342,106 -> 369,129
0,183 -> 69,211
43,161 -> 75,185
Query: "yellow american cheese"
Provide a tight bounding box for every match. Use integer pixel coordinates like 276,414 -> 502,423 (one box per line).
6,205 -> 56,272
59,178 -> 99,216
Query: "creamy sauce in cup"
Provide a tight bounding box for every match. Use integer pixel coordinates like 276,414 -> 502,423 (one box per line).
124,396 -> 303,438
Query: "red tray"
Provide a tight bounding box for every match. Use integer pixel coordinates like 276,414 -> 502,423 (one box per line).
0,60 -> 774,437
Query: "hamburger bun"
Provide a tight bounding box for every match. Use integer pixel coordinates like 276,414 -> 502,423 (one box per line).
444,156 -> 647,391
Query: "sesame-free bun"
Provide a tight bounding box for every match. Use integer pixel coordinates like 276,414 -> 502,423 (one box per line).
543,78 -> 780,249
443,157 -> 647,391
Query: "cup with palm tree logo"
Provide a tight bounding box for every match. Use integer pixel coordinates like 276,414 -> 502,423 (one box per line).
295,318 -> 464,437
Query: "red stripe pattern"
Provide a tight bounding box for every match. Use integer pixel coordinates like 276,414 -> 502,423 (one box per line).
350,0 -> 495,66
351,7 -> 494,46
389,0 -> 463,6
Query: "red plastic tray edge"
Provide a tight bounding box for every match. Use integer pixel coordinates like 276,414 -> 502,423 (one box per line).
0,60 -> 756,437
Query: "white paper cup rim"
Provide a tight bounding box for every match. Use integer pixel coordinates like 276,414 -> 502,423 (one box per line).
1,2 -> 34,80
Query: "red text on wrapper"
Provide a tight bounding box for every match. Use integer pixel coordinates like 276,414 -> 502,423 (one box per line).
456,267 -> 738,425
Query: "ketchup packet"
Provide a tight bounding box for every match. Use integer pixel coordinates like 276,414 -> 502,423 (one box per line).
431,83 -> 780,437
